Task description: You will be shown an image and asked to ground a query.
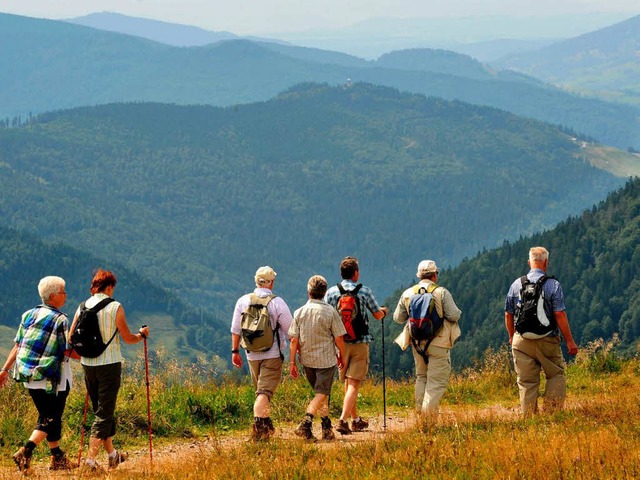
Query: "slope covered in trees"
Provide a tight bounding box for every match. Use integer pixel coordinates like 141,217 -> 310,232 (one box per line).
375,178 -> 640,375
0,83 -> 627,319
1,12 -> 639,149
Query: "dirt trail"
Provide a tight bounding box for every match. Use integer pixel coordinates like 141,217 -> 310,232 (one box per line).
0,404 -> 521,478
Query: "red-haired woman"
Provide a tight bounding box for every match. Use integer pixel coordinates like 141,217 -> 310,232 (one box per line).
69,269 -> 150,472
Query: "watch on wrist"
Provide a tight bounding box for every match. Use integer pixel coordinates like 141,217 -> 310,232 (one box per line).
232,349 -> 240,354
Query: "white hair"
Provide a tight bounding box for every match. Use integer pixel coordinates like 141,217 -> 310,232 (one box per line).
529,247 -> 549,264
38,276 -> 65,303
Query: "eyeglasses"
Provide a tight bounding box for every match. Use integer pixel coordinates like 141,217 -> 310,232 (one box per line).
57,291 -> 67,296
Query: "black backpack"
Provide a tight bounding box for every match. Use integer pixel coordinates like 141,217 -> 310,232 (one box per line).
70,298 -> 116,358
514,275 -> 556,338
336,284 -> 368,341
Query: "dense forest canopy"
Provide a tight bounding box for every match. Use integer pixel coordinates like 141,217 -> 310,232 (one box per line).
0,83 -> 624,312
372,178 -> 640,375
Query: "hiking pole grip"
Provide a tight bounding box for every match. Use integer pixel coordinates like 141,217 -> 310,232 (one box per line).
141,325 -> 153,463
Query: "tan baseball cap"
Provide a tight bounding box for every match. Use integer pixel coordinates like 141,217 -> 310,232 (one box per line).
416,260 -> 439,277
255,266 -> 277,285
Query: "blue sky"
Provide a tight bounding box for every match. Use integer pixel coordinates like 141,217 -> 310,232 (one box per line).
1,0 -> 638,34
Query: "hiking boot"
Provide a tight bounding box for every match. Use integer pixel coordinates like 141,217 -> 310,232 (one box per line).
294,420 -> 316,441
108,451 -> 128,469
251,418 -> 270,442
335,419 -> 352,435
264,417 -> 276,436
351,417 -> 369,432
50,453 -> 74,470
322,427 -> 336,440
13,447 -> 31,472
81,462 -> 106,475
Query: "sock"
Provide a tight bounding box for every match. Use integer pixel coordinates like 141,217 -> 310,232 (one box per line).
50,447 -> 63,458
24,441 -> 37,456
108,450 -> 118,459
304,413 -> 314,423
85,458 -> 97,466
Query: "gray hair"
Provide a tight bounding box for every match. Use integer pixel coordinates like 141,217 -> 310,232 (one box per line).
38,276 -> 65,303
529,246 -> 549,264
307,275 -> 328,300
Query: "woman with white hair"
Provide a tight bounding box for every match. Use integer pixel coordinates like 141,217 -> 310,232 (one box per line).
0,276 -> 74,473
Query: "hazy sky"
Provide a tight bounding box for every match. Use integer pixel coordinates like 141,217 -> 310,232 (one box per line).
2,0 -> 638,34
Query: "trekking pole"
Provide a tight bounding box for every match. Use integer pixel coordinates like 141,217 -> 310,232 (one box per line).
142,325 -> 153,463
381,315 -> 387,432
77,391 -> 89,467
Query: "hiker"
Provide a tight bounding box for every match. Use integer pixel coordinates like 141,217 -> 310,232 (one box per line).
393,260 -> 462,414
69,269 -> 150,472
0,276 -> 74,472
505,246 -> 579,416
324,256 -> 388,434
289,275 -> 346,441
230,266 -> 293,440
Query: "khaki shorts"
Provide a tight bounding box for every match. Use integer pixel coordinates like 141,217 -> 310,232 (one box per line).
339,342 -> 370,381
248,357 -> 283,399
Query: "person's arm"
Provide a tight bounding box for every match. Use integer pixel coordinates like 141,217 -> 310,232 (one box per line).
441,289 -> 461,322
393,297 -> 408,324
554,310 -> 578,355
231,333 -> 243,368
335,335 -> 345,370
115,305 -> 149,344
0,344 -> 18,388
372,306 -> 389,320
289,337 -> 299,378
505,312 -> 515,345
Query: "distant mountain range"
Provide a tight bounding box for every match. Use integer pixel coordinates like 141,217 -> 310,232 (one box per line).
65,11 -> 285,47
495,14 -> 640,105
1,12 -> 639,150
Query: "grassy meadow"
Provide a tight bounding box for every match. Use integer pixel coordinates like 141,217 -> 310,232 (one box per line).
0,339 -> 639,479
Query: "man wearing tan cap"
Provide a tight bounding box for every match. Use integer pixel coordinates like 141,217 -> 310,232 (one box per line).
393,260 -> 461,414
230,266 -> 293,440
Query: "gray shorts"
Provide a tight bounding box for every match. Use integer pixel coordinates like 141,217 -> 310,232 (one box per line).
303,365 -> 337,395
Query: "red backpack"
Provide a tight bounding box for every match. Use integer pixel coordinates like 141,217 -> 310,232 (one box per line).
337,284 -> 366,341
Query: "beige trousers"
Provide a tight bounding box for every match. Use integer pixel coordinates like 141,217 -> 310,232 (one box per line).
511,334 -> 566,415
412,343 -> 451,412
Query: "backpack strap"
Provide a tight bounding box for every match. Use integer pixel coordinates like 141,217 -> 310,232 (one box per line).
338,283 -> 362,295
88,297 -> 115,313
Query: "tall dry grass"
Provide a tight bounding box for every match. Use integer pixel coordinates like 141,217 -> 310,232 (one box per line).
1,338 -> 639,479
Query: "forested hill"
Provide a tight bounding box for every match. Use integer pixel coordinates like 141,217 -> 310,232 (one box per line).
1,12 -> 639,149
0,226 -> 228,362
375,178 -> 640,375
0,83 -> 629,320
